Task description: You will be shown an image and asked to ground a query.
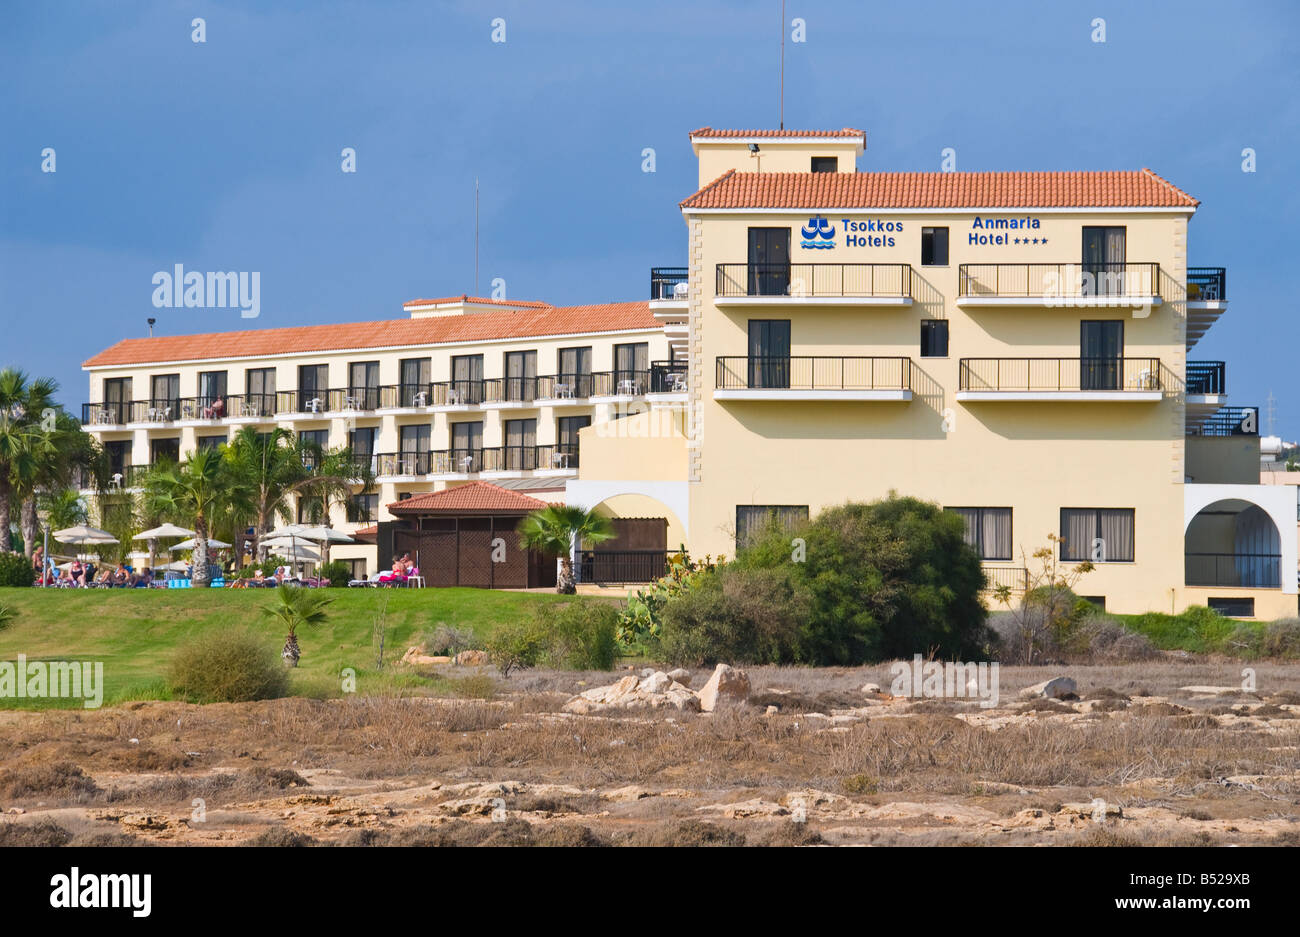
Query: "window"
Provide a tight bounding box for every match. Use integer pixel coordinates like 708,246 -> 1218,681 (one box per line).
503,351 -> 537,402
921,320 -> 949,358
1081,320 -> 1124,390
150,374 -> 179,412
504,418 -> 537,470
398,357 -> 431,407
1208,597 -> 1254,618
103,378 -> 131,423
348,361 -> 380,408
1079,596 -> 1106,612
104,440 -> 130,477
558,347 -> 593,397
197,435 -> 226,452
299,429 -> 329,468
557,415 -> 590,467
451,354 -> 485,404
198,370 -> 228,408
1082,226 -> 1126,295
340,558 -> 367,581
150,437 -> 180,464
810,156 -> 837,173
748,320 -> 791,388
452,421 -> 483,472
945,507 -> 1012,561
298,364 -> 327,395
348,493 -> 378,523
921,227 -> 949,266
614,343 -> 649,391
245,368 -> 276,415
735,505 -> 809,551
1060,508 -> 1135,562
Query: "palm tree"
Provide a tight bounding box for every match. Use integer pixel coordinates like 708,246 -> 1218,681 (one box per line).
143,449 -> 251,587
296,444 -> 375,567
517,505 -> 616,594
224,427 -> 312,562
41,489 -> 89,546
17,410 -> 105,556
265,583 -> 334,667
0,368 -> 57,553
0,605 -> 14,632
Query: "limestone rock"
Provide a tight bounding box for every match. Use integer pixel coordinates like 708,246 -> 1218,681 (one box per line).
455,649 -> 489,666
1018,677 -> 1077,700
667,668 -> 691,685
697,663 -> 750,712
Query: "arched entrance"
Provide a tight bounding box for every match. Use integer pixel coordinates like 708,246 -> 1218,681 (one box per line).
1185,497 -> 1284,588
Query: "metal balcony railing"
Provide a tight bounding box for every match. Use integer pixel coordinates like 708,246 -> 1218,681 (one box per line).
982,566 -> 1030,591
958,262 -> 1161,299
649,360 -> 688,394
536,373 -> 594,400
1187,267 -> 1226,302
1186,361 -> 1225,395
958,357 -> 1162,392
651,266 -> 689,300
1185,553 -> 1280,588
715,263 -> 913,298
534,443 -> 580,470
1188,406 -> 1258,437
576,550 -> 671,584
81,402 -> 131,425
715,356 -> 913,391
591,370 -> 650,396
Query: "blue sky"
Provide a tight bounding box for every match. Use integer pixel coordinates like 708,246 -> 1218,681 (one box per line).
3,0 -> 1298,435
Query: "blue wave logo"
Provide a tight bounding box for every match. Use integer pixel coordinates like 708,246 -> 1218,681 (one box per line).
800,216 -> 835,249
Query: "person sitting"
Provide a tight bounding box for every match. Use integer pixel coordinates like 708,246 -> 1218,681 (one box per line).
252,568 -> 268,586
69,559 -> 84,587
32,546 -> 43,571
94,567 -> 114,587
84,561 -> 96,585
377,555 -> 407,586
202,395 -> 226,419
112,563 -> 129,587
133,568 -> 152,588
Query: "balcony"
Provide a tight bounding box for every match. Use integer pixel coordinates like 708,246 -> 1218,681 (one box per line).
648,360 -> 688,400
534,443 -> 580,472
1185,553 -> 1280,588
982,565 -> 1029,592
1186,361 -> 1227,424
1186,267 -> 1228,350
650,267 -> 689,303
956,262 -> 1162,307
714,356 -> 913,401
714,263 -> 913,306
956,357 -> 1163,402
81,402 -> 131,427
590,370 -> 650,399
535,373 -> 594,404
1187,406 -> 1258,437
374,449 -> 486,478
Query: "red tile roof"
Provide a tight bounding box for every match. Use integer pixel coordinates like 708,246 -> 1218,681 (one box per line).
83,301 -> 657,368
680,168 -> 1199,210
691,127 -> 865,139
387,481 -> 558,514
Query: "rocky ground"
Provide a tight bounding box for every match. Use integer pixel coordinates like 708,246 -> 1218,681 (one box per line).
1,660 -> 1298,847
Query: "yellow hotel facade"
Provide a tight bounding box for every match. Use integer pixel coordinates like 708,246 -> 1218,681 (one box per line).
81,126 -> 1297,617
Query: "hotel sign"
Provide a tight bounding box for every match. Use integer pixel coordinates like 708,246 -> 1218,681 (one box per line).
799,216 -> 901,249
968,216 -> 1047,246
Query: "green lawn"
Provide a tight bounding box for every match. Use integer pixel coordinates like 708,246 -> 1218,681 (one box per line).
0,586 -> 599,708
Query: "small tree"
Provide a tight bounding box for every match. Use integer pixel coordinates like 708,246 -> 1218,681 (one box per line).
992,534 -> 1095,665
264,583 -> 334,667
517,506 -> 616,594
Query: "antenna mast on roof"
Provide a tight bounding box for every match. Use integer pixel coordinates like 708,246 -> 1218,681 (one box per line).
474,177 -> 480,296
779,0 -> 785,130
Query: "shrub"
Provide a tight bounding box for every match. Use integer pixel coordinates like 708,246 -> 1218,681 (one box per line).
254,554 -> 289,577
617,549 -> 723,647
659,495 -> 990,666
485,620 -> 548,677
427,623 -> 479,656
659,565 -> 807,666
0,604 -> 14,632
318,559 -> 351,588
538,601 -> 619,671
168,628 -> 290,703
0,552 -> 34,588
0,762 -> 99,800
1262,618 -> 1300,659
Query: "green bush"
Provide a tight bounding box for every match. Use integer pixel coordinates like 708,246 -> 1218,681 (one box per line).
318,559 -> 351,588
427,623 -> 479,655
168,628 -> 290,703
485,620 -> 548,677
659,565 -> 807,666
0,552 -> 34,588
659,495 -> 990,666
254,555 -> 290,577
538,601 -> 619,671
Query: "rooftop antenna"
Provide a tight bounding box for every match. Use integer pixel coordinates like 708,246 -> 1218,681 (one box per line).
147,317 -> 156,337
474,177 -> 480,296
1265,390 -> 1277,436
779,0 -> 785,130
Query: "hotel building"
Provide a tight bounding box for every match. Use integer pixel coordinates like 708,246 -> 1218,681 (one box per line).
80,126 -> 1297,616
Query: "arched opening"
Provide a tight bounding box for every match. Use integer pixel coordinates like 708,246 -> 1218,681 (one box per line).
1185,498 -> 1282,588
579,493 -> 686,585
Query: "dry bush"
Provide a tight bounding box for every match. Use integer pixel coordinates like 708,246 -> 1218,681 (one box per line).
0,762 -> 99,801
0,818 -> 73,846
249,827 -> 319,847
645,819 -> 746,847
